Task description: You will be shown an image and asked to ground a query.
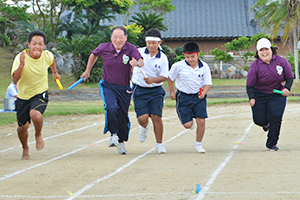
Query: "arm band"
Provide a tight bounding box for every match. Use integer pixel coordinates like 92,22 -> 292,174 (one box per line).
284,78 -> 293,91
246,85 -> 255,100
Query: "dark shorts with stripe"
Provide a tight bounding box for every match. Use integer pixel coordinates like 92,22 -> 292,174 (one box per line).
176,90 -> 207,124
133,84 -> 165,118
15,91 -> 49,126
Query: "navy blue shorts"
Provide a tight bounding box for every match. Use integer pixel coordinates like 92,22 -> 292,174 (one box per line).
15,91 -> 49,126
176,90 -> 207,124
132,85 -> 165,118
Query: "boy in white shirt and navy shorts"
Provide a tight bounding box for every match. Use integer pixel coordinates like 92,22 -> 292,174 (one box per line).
132,28 -> 169,154
168,42 -> 212,153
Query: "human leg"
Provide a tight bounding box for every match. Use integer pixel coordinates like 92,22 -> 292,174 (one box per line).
265,95 -> 286,149
17,122 -> 30,160
195,118 -> 205,142
150,114 -> 163,143
194,118 -> 206,153
99,81 -> 120,147
115,85 -> 132,142
30,91 -> 49,151
30,109 -> 44,151
137,114 -> 149,142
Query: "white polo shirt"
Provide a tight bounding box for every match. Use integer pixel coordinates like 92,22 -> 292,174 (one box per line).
5,82 -> 18,100
132,47 -> 169,87
169,59 -> 212,94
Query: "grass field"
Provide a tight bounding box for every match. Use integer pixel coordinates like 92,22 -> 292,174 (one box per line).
1,47 -> 300,127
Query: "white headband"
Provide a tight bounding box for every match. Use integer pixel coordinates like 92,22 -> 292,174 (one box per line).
145,36 -> 161,42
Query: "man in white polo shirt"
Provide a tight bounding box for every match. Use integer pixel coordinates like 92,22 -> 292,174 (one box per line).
132,28 -> 169,154
168,42 -> 212,153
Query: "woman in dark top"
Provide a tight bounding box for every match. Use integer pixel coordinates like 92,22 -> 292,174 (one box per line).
246,38 -> 294,151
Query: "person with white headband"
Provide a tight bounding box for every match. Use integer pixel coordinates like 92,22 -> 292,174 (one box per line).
131,28 -> 169,154
246,38 -> 294,151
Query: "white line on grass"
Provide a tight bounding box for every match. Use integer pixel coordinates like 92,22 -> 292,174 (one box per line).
195,123 -> 254,200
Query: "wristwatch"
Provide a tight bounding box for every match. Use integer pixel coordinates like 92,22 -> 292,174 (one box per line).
137,61 -> 140,67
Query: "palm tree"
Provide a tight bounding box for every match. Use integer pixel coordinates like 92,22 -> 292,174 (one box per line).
252,0 -> 300,83
129,12 -> 168,46
130,12 -> 167,32
57,34 -> 96,77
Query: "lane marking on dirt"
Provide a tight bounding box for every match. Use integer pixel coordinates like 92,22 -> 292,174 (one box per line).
0,117 -> 176,181
65,115 -> 229,200
195,123 -> 254,200
0,122 -> 103,153
1,191 -> 300,199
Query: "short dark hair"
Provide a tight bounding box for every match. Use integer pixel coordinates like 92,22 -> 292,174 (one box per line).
146,28 -> 161,39
111,26 -> 127,36
28,30 -> 47,43
254,46 -> 278,59
183,42 -> 200,53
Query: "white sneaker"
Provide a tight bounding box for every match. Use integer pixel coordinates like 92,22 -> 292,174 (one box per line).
156,145 -> 167,154
190,118 -> 196,130
195,145 -> 206,153
108,134 -> 119,147
138,124 -> 149,142
118,143 -> 127,154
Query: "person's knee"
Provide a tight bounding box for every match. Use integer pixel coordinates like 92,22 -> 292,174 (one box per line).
150,114 -> 162,124
138,114 -> 149,126
30,109 -> 43,121
183,121 -> 192,129
18,122 -> 29,133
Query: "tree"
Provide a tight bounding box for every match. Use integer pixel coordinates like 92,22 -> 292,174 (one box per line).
9,0 -> 67,36
135,0 -> 175,15
129,11 -> 167,46
252,0 -> 300,83
210,33 -> 270,71
0,0 -> 30,47
57,34 -> 97,78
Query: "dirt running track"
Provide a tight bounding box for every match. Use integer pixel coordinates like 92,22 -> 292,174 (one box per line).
0,102 -> 300,200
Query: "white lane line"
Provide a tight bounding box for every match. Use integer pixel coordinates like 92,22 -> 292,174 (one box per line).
66,128 -> 190,200
66,114 -> 229,200
0,123 -> 102,153
0,146 -> 89,181
0,123 -> 158,181
1,191 -> 300,199
195,123 -> 254,200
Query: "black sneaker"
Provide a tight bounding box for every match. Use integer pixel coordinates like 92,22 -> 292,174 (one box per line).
267,145 -> 279,151
263,124 -> 270,132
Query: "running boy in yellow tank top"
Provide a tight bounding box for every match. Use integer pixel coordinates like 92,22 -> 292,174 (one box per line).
11,30 -> 61,160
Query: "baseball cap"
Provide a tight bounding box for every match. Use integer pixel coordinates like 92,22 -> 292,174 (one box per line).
256,38 -> 271,51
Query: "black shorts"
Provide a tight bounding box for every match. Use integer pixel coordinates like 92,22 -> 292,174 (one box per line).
15,91 -> 49,126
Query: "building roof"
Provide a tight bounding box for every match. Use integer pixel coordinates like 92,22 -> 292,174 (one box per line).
162,0 -> 261,39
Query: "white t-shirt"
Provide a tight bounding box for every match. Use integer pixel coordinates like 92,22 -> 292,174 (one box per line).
169,59 -> 212,94
132,47 -> 169,87
5,82 -> 18,100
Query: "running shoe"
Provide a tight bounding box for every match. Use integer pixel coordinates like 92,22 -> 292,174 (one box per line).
138,124 -> 149,142
118,142 -> 127,154
156,145 -> 167,154
195,145 -> 206,153
108,134 -> 119,147
267,145 -> 279,151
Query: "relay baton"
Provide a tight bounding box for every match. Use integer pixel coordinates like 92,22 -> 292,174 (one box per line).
68,77 -> 84,90
55,79 -> 63,90
199,88 -> 203,96
273,89 -> 284,95
140,68 -> 153,87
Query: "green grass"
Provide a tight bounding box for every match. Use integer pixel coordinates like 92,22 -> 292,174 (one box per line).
2,96 -> 300,127
1,47 -> 300,127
